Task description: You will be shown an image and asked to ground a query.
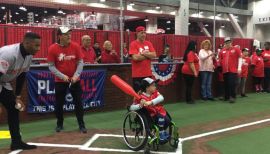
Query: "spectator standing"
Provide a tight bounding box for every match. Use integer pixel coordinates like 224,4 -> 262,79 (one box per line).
101,40 -> 120,63
262,42 -> 270,92
129,26 -> 156,92
81,35 -> 96,64
47,27 -> 87,133
181,41 -> 199,104
198,40 -> 215,101
218,37 -> 242,103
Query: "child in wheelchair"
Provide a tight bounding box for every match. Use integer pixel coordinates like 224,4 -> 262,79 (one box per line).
129,77 -> 171,141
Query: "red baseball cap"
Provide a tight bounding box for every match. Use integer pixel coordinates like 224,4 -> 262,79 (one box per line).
136,26 -> 145,33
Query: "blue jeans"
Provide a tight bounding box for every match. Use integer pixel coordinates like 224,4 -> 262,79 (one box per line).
200,71 -> 213,98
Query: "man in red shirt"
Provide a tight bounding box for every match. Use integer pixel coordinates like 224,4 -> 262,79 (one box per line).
262,42 -> 270,92
218,37 -> 242,103
101,40 -> 120,63
47,27 -> 87,133
129,26 -> 156,92
81,35 -> 97,64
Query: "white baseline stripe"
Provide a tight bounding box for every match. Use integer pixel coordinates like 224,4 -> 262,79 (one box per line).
81,133 -> 100,148
8,150 -> 23,154
83,147 -> 176,154
181,118 -> 270,142
27,142 -> 83,148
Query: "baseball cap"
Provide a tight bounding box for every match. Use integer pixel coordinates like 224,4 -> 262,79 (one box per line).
242,48 -> 249,52
224,37 -> 231,42
136,26 -> 145,33
57,26 -> 71,35
140,78 -> 159,91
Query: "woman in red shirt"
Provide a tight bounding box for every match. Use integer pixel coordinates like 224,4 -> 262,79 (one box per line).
181,41 -> 198,104
251,48 -> 264,92
101,40 -> 120,63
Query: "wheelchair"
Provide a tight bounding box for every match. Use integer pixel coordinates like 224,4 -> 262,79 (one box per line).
122,107 -> 179,153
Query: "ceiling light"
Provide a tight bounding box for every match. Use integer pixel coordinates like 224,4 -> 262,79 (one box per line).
35,14 -> 38,17
15,12 -> 19,15
36,21 -> 39,23
14,21 -> 17,24
100,0 -> 106,2
43,18 -> 47,21
156,5 -> 160,9
44,10 -> 48,14
1,6 -> 5,10
204,24 -> 209,27
199,11 -> 203,14
20,19 -> 23,22
130,2 -> 135,6
166,27 -> 171,30
217,13 -> 222,17
166,20 -> 171,24
221,25 -> 225,28
234,15 -> 238,18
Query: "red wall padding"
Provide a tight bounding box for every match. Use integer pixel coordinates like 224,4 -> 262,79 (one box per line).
0,25 -> 254,59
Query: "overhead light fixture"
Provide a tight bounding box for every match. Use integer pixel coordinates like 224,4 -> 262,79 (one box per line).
217,13 -> 222,17
1,6 -> 5,10
20,19 -> 23,22
166,20 -> 171,24
36,21 -> 39,23
155,5 -> 160,9
204,24 -> 209,27
144,17 -> 149,22
14,21 -> 17,24
57,8 -> 64,14
15,12 -> 19,15
100,0 -> 106,2
199,11 -> 203,14
43,18 -> 47,21
166,27 -> 171,30
44,10 -> 48,14
221,25 -> 225,28
35,14 -> 39,17
188,22 -> 191,25
234,15 -> 238,18
19,4 -> 27,11
130,2 -> 135,6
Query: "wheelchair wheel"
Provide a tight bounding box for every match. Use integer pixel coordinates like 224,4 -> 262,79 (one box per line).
169,122 -> 179,149
123,111 -> 149,151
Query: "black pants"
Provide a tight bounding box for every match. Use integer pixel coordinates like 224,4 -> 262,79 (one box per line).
55,81 -> 85,127
183,74 -> 195,102
132,76 -> 151,92
264,68 -> 270,92
0,88 -> 21,144
223,73 -> 237,99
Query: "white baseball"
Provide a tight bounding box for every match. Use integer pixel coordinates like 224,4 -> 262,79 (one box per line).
15,103 -> 22,110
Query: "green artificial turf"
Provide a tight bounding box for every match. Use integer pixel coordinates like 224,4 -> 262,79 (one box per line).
1,93 -> 270,151
208,126 -> 270,154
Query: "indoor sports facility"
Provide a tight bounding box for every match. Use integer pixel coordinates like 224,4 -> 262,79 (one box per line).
1,0 -> 270,154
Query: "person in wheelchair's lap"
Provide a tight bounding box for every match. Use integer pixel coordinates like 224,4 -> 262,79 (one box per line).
130,77 -> 171,141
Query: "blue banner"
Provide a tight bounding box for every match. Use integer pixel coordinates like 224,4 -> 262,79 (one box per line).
26,70 -> 106,113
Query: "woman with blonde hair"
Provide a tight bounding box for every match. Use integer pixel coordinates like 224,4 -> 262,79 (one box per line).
199,40 -> 215,101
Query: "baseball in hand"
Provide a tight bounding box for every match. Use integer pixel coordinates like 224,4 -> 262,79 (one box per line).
15,103 -> 24,111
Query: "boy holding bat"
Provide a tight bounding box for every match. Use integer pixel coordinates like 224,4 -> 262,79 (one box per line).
130,77 -> 170,141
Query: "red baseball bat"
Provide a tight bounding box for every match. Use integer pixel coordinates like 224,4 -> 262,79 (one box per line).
110,75 -> 141,100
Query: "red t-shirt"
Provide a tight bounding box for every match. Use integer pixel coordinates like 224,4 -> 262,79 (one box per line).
101,50 -> 120,63
81,46 -> 96,64
47,42 -> 84,82
252,55 -> 264,77
261,50 -> 270,68
239,57 -> 251,78
134,91 -> 166,117
129,40 -> 155,78
218,47 -> 242,74
181,51 -> 199,76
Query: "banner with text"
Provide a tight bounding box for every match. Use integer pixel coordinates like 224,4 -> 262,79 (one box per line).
26,70 -> 106,113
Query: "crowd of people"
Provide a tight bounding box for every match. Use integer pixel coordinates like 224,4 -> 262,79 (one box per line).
0,25 -> 270,151
182,37 -> 270,104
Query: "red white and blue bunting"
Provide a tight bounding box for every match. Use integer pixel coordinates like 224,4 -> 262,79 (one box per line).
151,63 -> 178,85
